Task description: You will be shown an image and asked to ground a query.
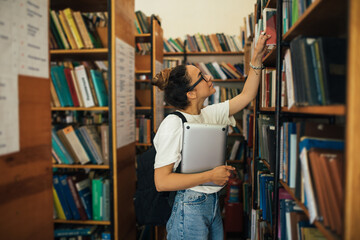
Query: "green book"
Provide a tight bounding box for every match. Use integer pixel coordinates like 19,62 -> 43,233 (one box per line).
92,178 -> 103,221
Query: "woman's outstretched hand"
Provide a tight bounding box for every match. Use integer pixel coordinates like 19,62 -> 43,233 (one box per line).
254,32 -> 272,58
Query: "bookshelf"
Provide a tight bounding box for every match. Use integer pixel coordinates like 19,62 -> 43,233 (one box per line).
49,0 -> 136,239
249,0 -> 352,239
135,16 -> 164,147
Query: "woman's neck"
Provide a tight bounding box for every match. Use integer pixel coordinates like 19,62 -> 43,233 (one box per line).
182,101 -> 203,115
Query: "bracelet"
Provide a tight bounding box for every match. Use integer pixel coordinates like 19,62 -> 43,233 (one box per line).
249,62 -> 264,70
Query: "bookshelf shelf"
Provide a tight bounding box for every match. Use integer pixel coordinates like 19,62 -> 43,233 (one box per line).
53,219 -> 111,225
280,181 -> 340,240
50,49 -> 108,54
262,48 -> 276,67
265,0 -> 277,9
259,105 -> 345,116
51,107 -> 109,111
135,70 -> 151,74
262,160 -> 271,171
135,106 -> 151,110
50,49 -> 108,61
282,0 -> 348,42
212,78 -> 245,82
135,34 -> 151,37
52,164 -> 110,169
136,143 -> 152,147
164,51 -> 244,56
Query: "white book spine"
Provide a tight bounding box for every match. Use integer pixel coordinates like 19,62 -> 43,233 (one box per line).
75,65 -> 95,107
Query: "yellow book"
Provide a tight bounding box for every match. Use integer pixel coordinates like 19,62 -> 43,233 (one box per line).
53,187 -> 66,220
63,8 -> 84,49
58,10 -> 78,49
73,11 -> 93,49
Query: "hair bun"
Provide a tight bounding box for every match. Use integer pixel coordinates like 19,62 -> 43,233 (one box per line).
152,68 -> 172,90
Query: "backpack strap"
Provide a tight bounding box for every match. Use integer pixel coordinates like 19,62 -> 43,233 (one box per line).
168,111 -> 187,174
169,111 -> 187,123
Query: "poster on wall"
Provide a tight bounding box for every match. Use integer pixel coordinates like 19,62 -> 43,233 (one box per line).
115,37 -> 135,148
0,0 -> 48,156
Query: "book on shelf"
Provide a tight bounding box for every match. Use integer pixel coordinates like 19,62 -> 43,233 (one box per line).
53,175 -> 73,219
284,36 -> 347,108
135,10 -> 150,34
54,225 -> 97,238
262,8 -> 276,49
75,177 -> 92,220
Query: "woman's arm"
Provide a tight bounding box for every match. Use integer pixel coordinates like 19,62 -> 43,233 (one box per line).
229,33 -> 271,116
154,164 -> 235,192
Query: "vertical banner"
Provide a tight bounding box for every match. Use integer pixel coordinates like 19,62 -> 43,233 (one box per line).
115,37 -> 135,148
0,0 -> 48,156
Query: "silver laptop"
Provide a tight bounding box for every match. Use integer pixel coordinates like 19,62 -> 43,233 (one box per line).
181,122 -> 228,186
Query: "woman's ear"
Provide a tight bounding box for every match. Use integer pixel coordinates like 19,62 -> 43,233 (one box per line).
186,91 -> 197,100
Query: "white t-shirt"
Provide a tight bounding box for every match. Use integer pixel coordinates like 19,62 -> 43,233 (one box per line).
153,100 -> 236,193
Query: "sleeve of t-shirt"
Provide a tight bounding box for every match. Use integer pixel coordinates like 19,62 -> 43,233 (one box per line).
153,115 -> 183,169
201,100 -> 236,126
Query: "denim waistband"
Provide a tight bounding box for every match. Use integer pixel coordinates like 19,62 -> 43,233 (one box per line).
177,189 -> 218,196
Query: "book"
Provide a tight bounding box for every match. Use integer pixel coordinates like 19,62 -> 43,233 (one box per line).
53,175 -> 73,219
50,65 -> 74,107
52,128 -> 75,164
92,178 -> 103,220
57,126 -> 91,165
63,8 -> 85,49
90,69 -> 108,106
66,175 -> 88,220
53,186 -> 66,220
73,11 -> 94,49
59,175 -> 81,220
74,65 -> 96,107
75,178 -> 92,219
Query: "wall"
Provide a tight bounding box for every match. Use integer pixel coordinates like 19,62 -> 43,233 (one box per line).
135,0 -> 256,38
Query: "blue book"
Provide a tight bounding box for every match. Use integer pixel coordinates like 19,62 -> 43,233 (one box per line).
102,179 -> 110,221
59,175 -> 81,220
75,178 -> 92,219
299,137 -> 344,153
75,128 -> 98,164
52,129 -> 74,164
101,232 -> 111,240
50,66 -> 73,107
54,226 -> 97,237
259,174 -> 274,220
90,69 -> 108,106
53,175 -> 73,219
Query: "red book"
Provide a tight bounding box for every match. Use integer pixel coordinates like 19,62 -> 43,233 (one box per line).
64,68 -> 80,107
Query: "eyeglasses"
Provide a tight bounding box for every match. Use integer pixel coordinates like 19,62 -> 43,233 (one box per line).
187,72 -> 209,92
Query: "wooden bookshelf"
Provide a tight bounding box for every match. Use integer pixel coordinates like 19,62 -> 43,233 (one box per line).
135,70 -> 151,74
53,164 -> 110,169
53,219 -> 111,225
262,47 -> 276,67
51,107 -> 109,111
280,181 -> 340,240
283,0 -> 348,42
212,78 -> 245,82
164,51 -> 244,56
265,0 -> 277,9
136,143 -> 152,147
50,49 -> 108,61
259,105 -> 345,116
135,106 -> 151,110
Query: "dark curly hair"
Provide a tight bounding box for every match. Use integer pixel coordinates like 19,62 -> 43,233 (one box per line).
152,65 -> 192,110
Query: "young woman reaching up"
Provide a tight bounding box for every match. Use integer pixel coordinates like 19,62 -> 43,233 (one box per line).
152,32 -> 271,240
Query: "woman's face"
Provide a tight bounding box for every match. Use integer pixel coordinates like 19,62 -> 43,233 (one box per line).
186,65 -> 216,98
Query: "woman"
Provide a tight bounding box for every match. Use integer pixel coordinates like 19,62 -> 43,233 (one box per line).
152,32 -> 271,239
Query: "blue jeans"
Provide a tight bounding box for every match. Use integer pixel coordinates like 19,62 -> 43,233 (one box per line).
166,189 -> 224,240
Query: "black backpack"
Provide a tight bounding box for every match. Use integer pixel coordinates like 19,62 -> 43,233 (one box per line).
134,112 -> 187,226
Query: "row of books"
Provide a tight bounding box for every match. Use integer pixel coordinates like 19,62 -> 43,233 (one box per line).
163,58 -> 182,68
204,86 -> 242,106
242,110 -> 254,147
55,225 -> 110,239
134,10 -> 151,34
260,68 -> 277,108
136,42 -> 151,55
52,124 -> 109,165
254,8 -> 277,51
228,140 -> 245,161
282,0 -> 314,34
50,9 -> 107,50
190,62 -> 244,80
259,115 -> 344,235
164,33 -> 243,53
284,37 -> 346,108
53,174 -> 110,221
52,111 -> 108,126
279,196 -> 326,240
51,61 -> 109,108
136,115 -> 151,144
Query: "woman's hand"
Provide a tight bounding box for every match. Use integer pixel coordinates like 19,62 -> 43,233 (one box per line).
209,165 -> 235,186
253,32 -> 272,60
